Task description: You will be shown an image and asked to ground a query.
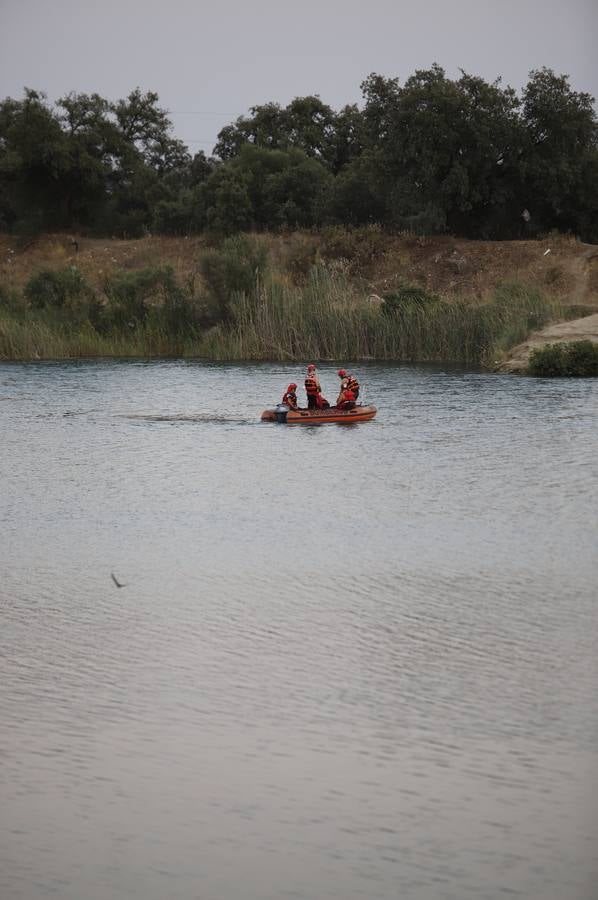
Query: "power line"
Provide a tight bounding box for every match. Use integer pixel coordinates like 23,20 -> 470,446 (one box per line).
170,111 -> 240,116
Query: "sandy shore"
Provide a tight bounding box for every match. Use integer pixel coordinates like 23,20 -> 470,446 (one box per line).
499,312 -> 598,372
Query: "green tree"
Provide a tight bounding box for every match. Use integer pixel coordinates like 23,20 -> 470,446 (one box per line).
197,145 -> 332,232
55,91 -> 124,227
520,68 -> 598,237
283,95 -> 336,165
214,96 -> 340,169
0,90 -> 70,232
329,103 -> 365,173
214,102 -> 287,160
358,66 -> 525,235
201,167 -> 253,234
112,88 -> 189,174
261,149 -> 332,228
104,89 -> 191,235
325,152 -> 386,225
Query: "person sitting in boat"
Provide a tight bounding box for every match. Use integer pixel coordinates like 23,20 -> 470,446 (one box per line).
282,383 -> 298,410
336,387 -> 356,410
337,368 -> 360,403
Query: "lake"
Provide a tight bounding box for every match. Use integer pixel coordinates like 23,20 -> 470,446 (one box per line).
1,360 -> 597,900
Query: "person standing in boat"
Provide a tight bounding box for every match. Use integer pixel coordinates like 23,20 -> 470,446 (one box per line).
305,364 -> 320,408
336,369 -> 360,403
305,364 -> 329,409
282,383 -> 298,410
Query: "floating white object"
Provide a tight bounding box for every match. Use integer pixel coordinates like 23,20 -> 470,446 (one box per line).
543,249 -> 552,256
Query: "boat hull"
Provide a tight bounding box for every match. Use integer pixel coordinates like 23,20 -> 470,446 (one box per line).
261,405 -> 377,425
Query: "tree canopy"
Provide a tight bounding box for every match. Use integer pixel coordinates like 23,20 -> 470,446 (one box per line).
1,67 -> 596,241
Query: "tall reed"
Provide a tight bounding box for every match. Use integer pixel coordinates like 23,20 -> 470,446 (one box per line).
1,264 -> 561,365
0,310 -> 200,360
198,268 -> 560,365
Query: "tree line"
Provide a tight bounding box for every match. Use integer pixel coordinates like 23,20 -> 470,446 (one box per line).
1,66 -> 596,241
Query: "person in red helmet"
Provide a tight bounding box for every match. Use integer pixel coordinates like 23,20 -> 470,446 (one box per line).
336,368 -> 360,404
282,383 -> 298,410
304,364 -> 329,409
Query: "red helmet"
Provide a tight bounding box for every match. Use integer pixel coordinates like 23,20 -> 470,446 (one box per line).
307,364 -> 316,371
338,369 -> 346,377
288,383 -> 297,391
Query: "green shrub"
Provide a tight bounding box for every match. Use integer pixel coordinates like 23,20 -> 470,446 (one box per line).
562,304 -> 596,320
156,283 -> 205,338
198,235 -> 268,323
98,266 -> 207,340
102,266 -> 178,329
528,341 -> 598,376
24,267 -> 92,309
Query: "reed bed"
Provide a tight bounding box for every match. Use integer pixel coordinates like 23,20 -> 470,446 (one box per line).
1,260 -> 561,365
198,268 -> 560,366
0,310 -> 200,361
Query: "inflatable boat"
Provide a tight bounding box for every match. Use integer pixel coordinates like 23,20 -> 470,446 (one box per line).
261,404 -> 377,425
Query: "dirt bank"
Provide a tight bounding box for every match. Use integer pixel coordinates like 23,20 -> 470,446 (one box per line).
1,231 -> 597,308
498,313 -> 598,372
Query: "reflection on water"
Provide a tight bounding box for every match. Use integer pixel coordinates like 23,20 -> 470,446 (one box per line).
1,360 -> 597,900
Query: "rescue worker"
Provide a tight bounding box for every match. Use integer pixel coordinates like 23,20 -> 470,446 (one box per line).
336,368 -> 360,404
336,387 -> 356,410
305,364 -> 328,409
282,383 -> 298,410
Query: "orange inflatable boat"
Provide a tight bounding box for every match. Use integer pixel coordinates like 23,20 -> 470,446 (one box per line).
261,404 -> 377,425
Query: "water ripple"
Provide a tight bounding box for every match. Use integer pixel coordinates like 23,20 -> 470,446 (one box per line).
1,360 -> 597,900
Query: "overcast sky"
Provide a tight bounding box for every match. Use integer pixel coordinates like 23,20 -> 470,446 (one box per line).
1,0 -> 596,155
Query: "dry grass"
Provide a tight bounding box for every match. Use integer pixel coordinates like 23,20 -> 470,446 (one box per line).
0,234 -> 209,296
366,234 -> 595,305
1,231 -> 595,308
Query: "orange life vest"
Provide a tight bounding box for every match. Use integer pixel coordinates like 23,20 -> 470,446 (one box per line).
305,375 -> 320,397
346,375 -> 359,396
282,390 -> 298,409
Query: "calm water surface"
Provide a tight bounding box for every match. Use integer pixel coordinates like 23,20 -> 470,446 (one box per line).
1,360 -> 597,900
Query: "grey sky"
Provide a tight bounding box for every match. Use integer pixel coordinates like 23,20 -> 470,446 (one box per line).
1,0 -> 596,155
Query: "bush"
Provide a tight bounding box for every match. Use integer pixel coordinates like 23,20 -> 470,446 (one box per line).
198,235 -> 268,323
528,341 -> 598,376
562,304 -> 596,320
100,266 -> 206,339
283,233 -> 318,281
24,267 -> 93,309
319,224 -> 388,274
101,267 -> 177,329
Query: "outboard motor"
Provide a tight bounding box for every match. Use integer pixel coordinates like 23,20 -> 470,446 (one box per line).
275,403 -> 289,423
